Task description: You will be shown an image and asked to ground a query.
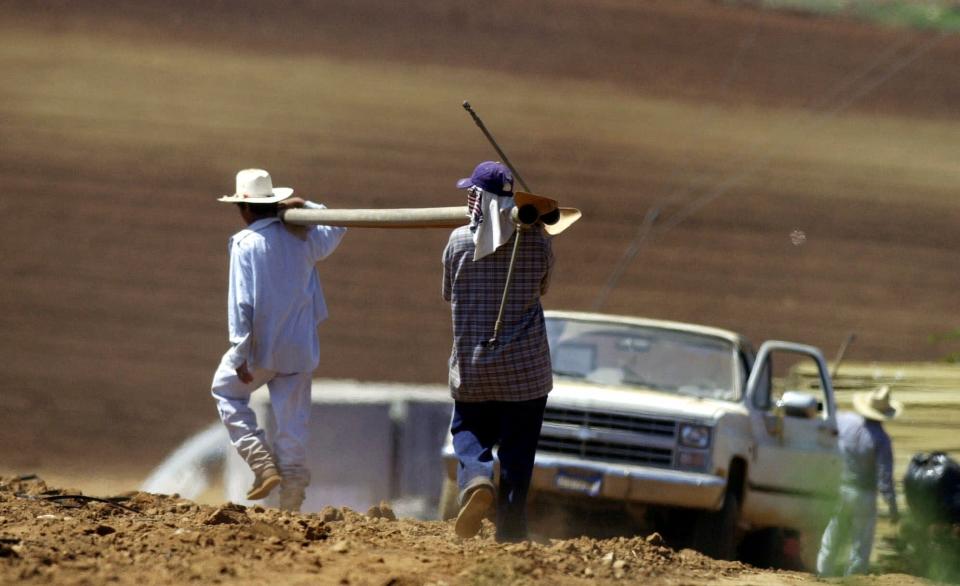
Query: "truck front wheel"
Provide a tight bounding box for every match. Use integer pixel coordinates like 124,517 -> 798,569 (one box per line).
692,490 -> 740,560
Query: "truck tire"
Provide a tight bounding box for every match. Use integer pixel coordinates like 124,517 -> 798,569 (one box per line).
437,477 -> 459,521
739,527 -> 805,570
692,490 -> 740,560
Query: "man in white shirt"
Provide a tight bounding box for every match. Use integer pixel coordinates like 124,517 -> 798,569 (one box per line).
212,169 -> 346,511
817,386 -> 902,576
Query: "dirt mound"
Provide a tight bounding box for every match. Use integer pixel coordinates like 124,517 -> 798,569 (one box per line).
0,476 -> 840,585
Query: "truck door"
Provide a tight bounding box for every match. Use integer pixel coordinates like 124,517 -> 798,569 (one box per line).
743,341 -> 841,529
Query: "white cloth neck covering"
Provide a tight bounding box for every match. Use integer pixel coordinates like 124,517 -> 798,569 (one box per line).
469,187 -> 516,260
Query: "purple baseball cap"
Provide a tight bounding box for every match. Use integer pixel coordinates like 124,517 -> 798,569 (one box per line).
456,161 -> 514,197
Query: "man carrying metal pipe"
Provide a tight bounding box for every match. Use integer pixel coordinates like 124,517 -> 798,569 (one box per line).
211,168 -> 346,512
442,161 -> 556,542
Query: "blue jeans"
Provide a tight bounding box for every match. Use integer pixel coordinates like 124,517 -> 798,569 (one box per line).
816,485 -> 878,576
451,396 -> 548,542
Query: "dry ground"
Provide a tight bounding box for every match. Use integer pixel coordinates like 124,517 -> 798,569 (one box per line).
0,476 -> 933,586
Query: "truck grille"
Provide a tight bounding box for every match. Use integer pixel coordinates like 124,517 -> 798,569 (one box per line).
542,407 -> 676,436
538,407 -> 676,467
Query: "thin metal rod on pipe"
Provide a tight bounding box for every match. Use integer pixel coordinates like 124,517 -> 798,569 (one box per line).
463,101 -> 535,347
594,32 -> 947,309
487,226 -> 524,348
831,333 -> 856,380
462,101 -> 531,192
282,206 -> 468,228
592,205 -> 660,312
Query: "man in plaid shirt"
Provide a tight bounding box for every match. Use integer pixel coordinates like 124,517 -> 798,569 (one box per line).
442,161 -> 554,541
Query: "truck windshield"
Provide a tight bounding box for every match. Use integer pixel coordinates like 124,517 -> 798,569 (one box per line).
546,317 -> 740,401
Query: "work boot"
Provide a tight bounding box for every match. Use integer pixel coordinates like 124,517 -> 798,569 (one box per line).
455,485 -> 494,538
279,483 -> 306,512
246,466 -> 282,500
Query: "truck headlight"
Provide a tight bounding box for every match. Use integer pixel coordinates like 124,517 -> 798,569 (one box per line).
679,423 -> 711,449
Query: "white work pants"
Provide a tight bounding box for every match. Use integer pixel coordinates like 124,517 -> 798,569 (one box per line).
210,352 -> 313,490
816,485 -> 877,576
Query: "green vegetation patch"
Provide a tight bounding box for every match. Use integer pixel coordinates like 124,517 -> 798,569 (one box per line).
930,328 -> 960,363
747,1 -> 960,32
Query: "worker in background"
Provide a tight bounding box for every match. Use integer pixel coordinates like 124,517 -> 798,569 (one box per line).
211,168 -> 346,511
442,161 -> 554,542
817,385 -> 902,576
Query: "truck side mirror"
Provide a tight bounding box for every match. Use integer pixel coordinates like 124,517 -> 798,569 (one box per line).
777,391 -> 818,419
745,341 -> 837,423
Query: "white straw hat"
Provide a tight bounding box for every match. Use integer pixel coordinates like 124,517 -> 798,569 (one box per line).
852,385 -> 904,421
218,169 -> 294,204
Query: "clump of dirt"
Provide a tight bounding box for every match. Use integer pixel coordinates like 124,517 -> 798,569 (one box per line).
0,476 -> 929,585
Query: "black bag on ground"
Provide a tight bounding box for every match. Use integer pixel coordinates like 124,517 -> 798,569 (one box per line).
903,451 -> 960,525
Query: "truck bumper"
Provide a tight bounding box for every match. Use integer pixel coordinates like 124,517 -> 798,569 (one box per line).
443,447 -> 726,511
532,453 -> 727,510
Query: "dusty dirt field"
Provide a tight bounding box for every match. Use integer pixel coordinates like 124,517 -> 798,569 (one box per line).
0,476 -> 932,586
2,0 -> 958,484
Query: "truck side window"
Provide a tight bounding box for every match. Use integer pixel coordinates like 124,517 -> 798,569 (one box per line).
737,353 -> 750,400
755,351 -> 827,418
752,357 -> 773,411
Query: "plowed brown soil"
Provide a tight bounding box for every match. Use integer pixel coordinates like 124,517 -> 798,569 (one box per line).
3,0 -> 959,481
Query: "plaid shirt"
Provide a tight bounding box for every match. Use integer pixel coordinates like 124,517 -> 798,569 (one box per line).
442,225 -> 554,402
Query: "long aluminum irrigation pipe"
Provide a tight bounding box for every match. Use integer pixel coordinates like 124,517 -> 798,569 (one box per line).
282,206 -> 468,228
282,102 -> 533,347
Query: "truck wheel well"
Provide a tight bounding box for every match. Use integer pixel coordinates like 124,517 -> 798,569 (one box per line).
727,457 -> 747,503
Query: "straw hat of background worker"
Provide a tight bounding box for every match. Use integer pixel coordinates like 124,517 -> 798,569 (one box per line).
853,385 -> 904,421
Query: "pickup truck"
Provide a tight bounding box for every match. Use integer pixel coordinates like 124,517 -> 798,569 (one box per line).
441,310 -> 841,566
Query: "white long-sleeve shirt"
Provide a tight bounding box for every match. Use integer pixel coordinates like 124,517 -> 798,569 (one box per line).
836,411 -> 898,516
225,202 -> 346,373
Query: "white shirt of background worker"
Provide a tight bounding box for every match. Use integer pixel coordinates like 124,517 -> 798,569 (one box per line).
211,169 -> 346,511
